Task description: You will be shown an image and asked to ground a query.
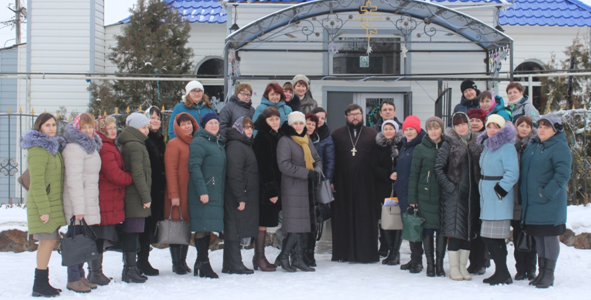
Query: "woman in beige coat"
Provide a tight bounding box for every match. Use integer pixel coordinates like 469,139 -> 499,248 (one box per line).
62,113 -> 102,293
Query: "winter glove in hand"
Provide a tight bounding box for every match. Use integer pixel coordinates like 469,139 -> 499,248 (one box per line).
307,170 -> 319,182
494,183 -> 508,200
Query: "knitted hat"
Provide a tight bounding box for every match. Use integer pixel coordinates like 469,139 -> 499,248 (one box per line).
126,112 -> 150,129
486,114 -> 506,129
402,115 -> 421,133
461,80 -> 478,94
382,119 -> 399,132
539,113 -> 564,133
182,80 -> 204,102
467,108 -> 487,124
288,111 -> 306,126
425,116 -> 444,130
201,112 -> 219,128
292,74 -> 310,88
311,107 -> 326,114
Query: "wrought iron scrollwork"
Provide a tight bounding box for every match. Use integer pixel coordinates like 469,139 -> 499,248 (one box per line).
0,158 -> 18,177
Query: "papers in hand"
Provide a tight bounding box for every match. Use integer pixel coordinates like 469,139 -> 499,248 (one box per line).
384,197 -> 399,206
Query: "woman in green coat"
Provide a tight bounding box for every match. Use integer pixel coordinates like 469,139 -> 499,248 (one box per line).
21,113 -> 67,297
408,117 -> 445,278
189,113 -> 226,279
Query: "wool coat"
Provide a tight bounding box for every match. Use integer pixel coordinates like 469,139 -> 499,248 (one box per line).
62,124 -> 103,226
188,128 -> 227,232
252,97 -> 292,132
408,134 -> 444,230
21,130 -> 67,234
97,131 -> 132,226
508,96 -> 540,123
434,129 -> 483,240
164,113 -> 198,222
520,132 -> 571,226
224,128 -> 260,241
374,131 -> 404,206
277,123 -> 322,233
310,123 -> 336,183
218,94 -> 255,137
168,101 -> 215,139
395,130 -> 427,214
252,115 -> 283,227
477,124 -> 519,221
118,126 -> 152,218
145,129 -> 166,238
513,128 -> 537,220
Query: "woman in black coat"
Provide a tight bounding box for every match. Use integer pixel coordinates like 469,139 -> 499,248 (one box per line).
374,120 -> 404,266
140,106 -> 166,276
251,107 -> 283,272
434,112 -> 483,281
223,117 -> 259,275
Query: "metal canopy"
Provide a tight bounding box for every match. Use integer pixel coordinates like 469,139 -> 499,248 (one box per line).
226,0 -> 513,50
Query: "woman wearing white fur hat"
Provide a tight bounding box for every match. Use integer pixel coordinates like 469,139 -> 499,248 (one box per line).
168,81 -> 216,139
292,74 -> 318,113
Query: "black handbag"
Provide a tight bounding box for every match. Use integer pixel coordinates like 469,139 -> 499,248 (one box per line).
155,206 -> 191,245
58,217 -> 100,266
516,225 -> 533,252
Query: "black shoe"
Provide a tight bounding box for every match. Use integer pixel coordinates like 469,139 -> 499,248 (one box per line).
381,230 -> 399,266
410,263 -> 424,274
490,270 -> 513,286
535,259 -> 556,289
400,261 -> 413,271
194,260 -> 219,279
32,268 -> 60,298
468,265 -> 486,275
526,270 -> 537,281
275,233 -> 298,272
224,240 -> 254,275
170,245 -> 188,275
137,258 -> 159,276
514,271 -> 526,281
180,245 -> 192,273
530,258 -> 546,286
193,236 -> 218,278
122,252 -> 147,283
483,272 -> 498,284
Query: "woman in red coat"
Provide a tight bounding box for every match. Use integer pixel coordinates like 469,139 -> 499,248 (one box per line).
165,113 -> 199,274
94,116 -> 133,284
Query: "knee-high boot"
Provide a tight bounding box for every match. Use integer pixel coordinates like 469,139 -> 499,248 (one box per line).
170,245 -> 187,275
193,235 -> 218,279
253,230 -> 276,271
137,232 -> 159,276
274,233 -> 299,272
435,234 -> 447,277
423,235 -> 435,277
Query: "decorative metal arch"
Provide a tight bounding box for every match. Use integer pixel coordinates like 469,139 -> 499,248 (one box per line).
223,0 -> 514,96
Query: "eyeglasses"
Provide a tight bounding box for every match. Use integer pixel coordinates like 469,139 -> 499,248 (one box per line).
190,89 -> 204,94
239,92 -> 252,98
244,125 -> 254,130
347,113 -> 363,118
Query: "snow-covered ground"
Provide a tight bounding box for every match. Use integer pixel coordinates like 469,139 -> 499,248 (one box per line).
0,205 -> 590,300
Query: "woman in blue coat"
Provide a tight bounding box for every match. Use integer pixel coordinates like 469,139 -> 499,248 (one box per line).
168,81 -> 216,139
477,115 -> 519,286
394,116 -> 426,273
252,83 -> 293,131
520,113 -> 571,289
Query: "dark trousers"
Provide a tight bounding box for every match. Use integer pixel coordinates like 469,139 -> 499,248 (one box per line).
511,220 -> 537,272
448,237 -> 470,251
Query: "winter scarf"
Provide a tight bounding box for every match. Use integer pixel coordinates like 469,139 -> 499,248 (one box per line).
63,123 -> 102,154
283,123 -> 315,170
477,123 -> 517,151
481,91 -> 497,115
507,96 -> 524,107
232,116 -> 252,140
375,130 -> 404,158
21,130 -> 66,155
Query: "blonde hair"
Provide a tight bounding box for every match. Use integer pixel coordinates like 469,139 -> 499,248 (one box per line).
96,116 -> 116,134
184,93 -> 211,109
425,120 -> 442,131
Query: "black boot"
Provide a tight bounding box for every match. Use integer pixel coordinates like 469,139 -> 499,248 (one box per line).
400,240 -> 414,271
193,235 -> 218,279
529,257 -> 546,286
137,234 -> 159,276
379,227 -> 389,257
423,235 -> 435,277
409,241 -> 424,274
122,252 -> 147,283
88,253 -> 111,285
514,244 -> 527,280
170,245 -> 187,275
535,259 -> 556,289
435,234 -> 447,277
275,233 -> 299,272
525,249 -> 537,281
305,232 -> 317,267
483,238 -> 512,286
180,245 -> 192,273
32,268 -> 60,297
467,236 -> 487,275
292,234 -> 315,272
224,240 -> 254,275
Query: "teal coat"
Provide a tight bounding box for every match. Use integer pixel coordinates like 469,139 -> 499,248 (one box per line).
520,132 -> 571,226
489,95 -> 512,122
188,128 -> 227,232
168,101 -> 215,139
252,97 -> 293,132
408,135 -> 443,229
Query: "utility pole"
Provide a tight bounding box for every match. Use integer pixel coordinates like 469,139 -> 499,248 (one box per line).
15,0 -> 21,44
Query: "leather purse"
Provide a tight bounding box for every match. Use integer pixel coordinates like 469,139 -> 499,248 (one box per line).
516,226 -> 533,252
156,205 -> 191,245
58,217 -> 100,266
315,171 -> 334,205
17,169 -> 30,191
381,205 -> 403,230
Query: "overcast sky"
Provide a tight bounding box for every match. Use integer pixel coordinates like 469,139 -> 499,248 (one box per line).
2,0 -> 591,49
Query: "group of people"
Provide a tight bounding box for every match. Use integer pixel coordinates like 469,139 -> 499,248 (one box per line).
24,75 -> 570,298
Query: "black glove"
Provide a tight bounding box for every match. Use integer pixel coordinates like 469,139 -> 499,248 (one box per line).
307,170 -> 319,181
494,183 -> 508,200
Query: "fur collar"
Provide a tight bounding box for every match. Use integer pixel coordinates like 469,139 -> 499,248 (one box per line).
316,123 -> 331,140
443,128 -> 482,184
254,113 -> 282,140
515,127 -> 538,151
63,123 -> 102,154
376,131 -> 404,158
477,123 -> 516,151
281,122 -> 306,138
21,129 -> 66,155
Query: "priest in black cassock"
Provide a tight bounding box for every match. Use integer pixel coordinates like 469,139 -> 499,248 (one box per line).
330,103 -> 379,263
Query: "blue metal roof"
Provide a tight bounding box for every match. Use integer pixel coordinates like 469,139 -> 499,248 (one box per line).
119,0 -> 227,24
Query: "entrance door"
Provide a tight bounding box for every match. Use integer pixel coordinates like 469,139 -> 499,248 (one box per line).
353,93 -> 405,126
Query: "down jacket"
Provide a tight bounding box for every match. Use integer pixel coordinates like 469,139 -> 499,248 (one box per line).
224,124 -> 259,241
219,94 -> 255,137
118,126 -> 152,218
408,134 -> 444,230
477,124 -> 519,221
395,130 -> 427,214
188,128 -> 227,232
513,127 -> 537,220
252,96 -> 293,132
21,130 -> 67,234
276,122 -> 322,233
97,131 -> 133,225
434,128 -> 483,240
508,96 -> 540,123
62,124 -> 102,226
165,113 -> 198,221
310,123 -> 336,183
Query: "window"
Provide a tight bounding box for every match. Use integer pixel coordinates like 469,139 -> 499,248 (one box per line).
197,58 -> 224,77
332,37 -> 401,75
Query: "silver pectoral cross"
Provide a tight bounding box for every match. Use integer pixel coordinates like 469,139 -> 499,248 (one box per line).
351,147 -> 357,156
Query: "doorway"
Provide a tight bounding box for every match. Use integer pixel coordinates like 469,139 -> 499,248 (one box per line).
326,92 -> 409,130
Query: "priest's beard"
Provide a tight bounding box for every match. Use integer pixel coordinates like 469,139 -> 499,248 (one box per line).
346,119 -> 363,131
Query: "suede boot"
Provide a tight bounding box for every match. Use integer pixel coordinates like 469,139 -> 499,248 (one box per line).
66,280 -> 91,293
137,236 -> 159,276
32,268 -> 60,298
274,233 -> 298,272
435,234 -> 447,277
253,230 -> 276,271
87,254 -> 111,285
485,239 -> 512,286
423,235 -> 435,277
535,259 -> 556,289
448,251 -> 463,281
